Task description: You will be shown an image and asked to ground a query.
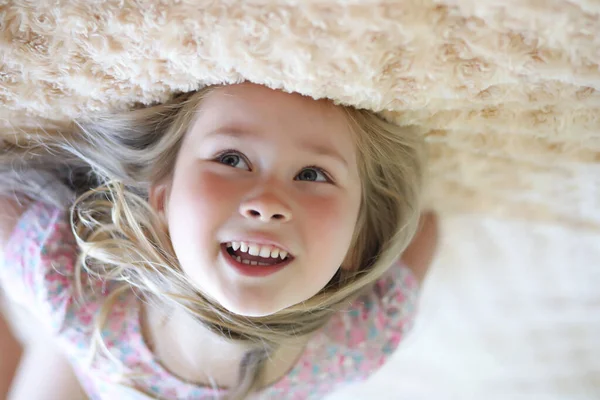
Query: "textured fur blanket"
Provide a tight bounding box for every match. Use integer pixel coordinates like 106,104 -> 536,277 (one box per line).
1,1 -> 599,228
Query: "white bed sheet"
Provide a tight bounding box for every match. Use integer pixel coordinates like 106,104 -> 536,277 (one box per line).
329,215 -> 600,400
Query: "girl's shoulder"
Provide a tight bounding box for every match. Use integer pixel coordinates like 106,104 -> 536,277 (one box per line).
0,200 -> 97,334
0,196 -> 30,247
312,261 -> 420,379
333,260 -> 419,342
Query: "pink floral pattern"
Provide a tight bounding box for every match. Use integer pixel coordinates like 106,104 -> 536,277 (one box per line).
1,201 -> 419,399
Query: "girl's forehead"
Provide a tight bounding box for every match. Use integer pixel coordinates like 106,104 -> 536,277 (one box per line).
204,83 -> 341,117
183,83 -> 361,182
192,83 -> 356,148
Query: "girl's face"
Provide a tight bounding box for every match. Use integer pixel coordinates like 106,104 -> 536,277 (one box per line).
153,83 -> 362,317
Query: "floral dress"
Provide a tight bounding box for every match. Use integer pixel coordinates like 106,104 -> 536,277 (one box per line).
1,201 -> 419,399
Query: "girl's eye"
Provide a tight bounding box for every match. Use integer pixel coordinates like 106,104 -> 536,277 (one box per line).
295,167 -> 330,183
215,152 -> 331,183
216,151 -> 250,170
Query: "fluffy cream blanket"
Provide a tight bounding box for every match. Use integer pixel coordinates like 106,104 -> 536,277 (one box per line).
2,0 -> 598,227
1,1 -> 599,398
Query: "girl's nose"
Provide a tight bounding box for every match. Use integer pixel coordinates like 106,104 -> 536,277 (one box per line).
239,193 -> 292,223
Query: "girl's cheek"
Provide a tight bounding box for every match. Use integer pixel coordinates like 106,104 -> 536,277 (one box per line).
304,195 -> 350,232
303,192 -> 360,256
169,170 -> 226,229
188,170 -> 240,204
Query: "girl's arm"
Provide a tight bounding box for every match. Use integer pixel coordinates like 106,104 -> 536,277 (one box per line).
401,212 -> 439,284
6,314 -> 88,400
0,197 -> 28,399
0,308 -> 22,400
0,197 -> 87,399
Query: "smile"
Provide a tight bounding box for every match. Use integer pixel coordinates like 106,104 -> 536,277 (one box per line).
223,241 -> 292,266
220,243 -> 293,278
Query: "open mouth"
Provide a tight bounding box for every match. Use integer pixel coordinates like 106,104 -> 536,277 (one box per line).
221,242 -> 293,266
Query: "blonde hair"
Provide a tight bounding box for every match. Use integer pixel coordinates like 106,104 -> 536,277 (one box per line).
0,85 -> 425,399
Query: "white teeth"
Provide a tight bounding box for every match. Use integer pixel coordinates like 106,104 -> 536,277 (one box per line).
235,255 -> 241,262
258,262 -> 270,266
250,261 -> 258,265
259,246 -> 272,258
242,259 -> 250,265
248,243 -> 260,256
228,241 -> 290,260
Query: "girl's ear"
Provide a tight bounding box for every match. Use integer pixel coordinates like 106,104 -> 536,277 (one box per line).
149,183 -> 170,218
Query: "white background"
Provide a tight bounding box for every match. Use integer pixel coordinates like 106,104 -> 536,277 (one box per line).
329,215 -> 600,400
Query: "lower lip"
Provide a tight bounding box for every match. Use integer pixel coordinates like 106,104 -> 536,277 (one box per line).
220,245 -> 292,277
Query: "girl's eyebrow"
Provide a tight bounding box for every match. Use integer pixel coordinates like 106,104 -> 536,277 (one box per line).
205,126 -> 349,169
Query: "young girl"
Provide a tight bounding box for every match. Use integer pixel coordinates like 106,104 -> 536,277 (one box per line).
0,82 -> 437,399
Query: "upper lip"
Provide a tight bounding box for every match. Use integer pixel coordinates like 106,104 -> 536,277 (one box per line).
222,233 -> 294,255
